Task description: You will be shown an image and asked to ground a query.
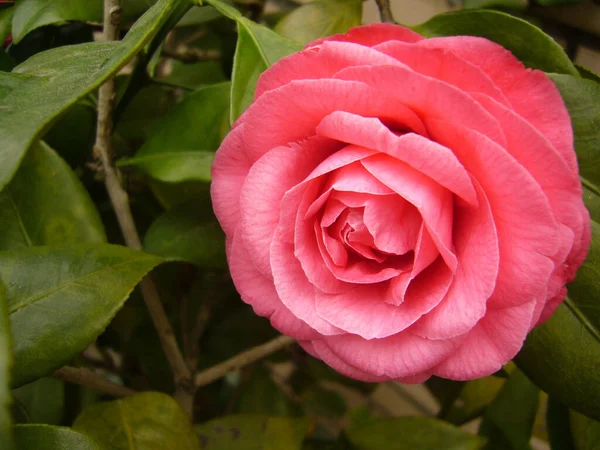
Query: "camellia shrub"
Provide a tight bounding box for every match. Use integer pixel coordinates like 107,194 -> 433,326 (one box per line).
0,0 -> 599,449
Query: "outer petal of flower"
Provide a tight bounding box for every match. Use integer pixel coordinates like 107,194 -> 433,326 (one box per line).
421,36 -> 577,173
322,330 -> 460,379
211,124 -> 252,236
228,231 -> 322,340
433,300 -> 537,380
309,23 -> 424,48
255,40 -> 402,98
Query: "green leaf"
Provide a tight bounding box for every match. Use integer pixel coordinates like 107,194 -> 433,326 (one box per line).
546,398 -> 575,450
144,199 -> 226,269
11,0 -> 159,44
274,0 -> 362,45
118,151 -> 214,183
463,0 -> 527,8
12,377 -> 64,425
443,377 -> 505,425
73,391 -> 200,450
0,0 -> 189,192
577,65 -> 600,83
478,370 -> 539,450
0,282 -> 14,450
413,9 -> 578,76
1,244 -> 163,388
571,410 -> 600,450
14,424 -> 103,450
0,141 -> 106,251
195,414 -> 310,450
547,74 -> 600,194
205,0 -> 302,122
0,7 -> 13,44
118,82 -> 230,183
516,303 -> 600,421
346,417 -> 486,450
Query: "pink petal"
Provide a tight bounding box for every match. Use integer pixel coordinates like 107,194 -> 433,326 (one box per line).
316,111 -> 477,205
411,180 -> 499,339
315,258 -> 453,339
333,64 -> 506,148
239,136 -> 340,277
256,40 -> 402,98
322,329 -> 460,379
305,340 -> 394,382
309,23 -> 424,48
428,120 -> 559,309
243,79 -> 428,163
270,224 -> 345,336
422,36 -> 577,173
227,232 -> 322,340
433,300 -> 536,380
374,40 -> 510,107
361,154 -> 457,271
211,124 -> 252,236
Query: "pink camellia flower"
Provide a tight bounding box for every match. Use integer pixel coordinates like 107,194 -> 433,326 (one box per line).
211,24 -> 590,382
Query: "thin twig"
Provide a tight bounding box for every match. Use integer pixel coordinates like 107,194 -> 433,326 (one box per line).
375,0 -> 395,23
53,366 -> 136,398
195,336 -> 295,387
94,0 -> 194,419
161,47 -> 221,63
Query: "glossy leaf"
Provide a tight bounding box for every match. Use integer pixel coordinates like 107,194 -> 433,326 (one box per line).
0,141 -> 106,251
571,410 -> 600,450
444,377 -> 505,425
12,377 -> 64,425
0,0 -> 189,191
11,0 -> 159,43
195,414 -> 310,450
205,0 -> 302,122
0,282 -> 14,450
413,9 -> 578,76
73,392 -> 200,450
274,0 -> 362,45
144,199 -> 226,269
516,302 -> 600,421
1,244 -> 162,387
546,398 -> 575,450
0,7 -> 12,44
14,424 -> 103,450
478,370 -> 539,450
118,151 -> 213,183
346,417 -> 486,450
548,74 -> 600,194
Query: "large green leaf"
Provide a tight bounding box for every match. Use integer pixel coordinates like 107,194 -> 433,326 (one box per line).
274,0 -> 362,45
478,370 -> 539,450
144,199 -> 226,269
12,377 -> 64,425
204,0 -> 302,122
118,82 -> 230,183
0,0 -> 189,192
73,392 -> 200,450
548,74 -> 600,194
195,414 -> 310,450
0,7 -> 13,44
346,417 -> 486,450
11,0 -> 159,43
571,410 -> 600,450
546,398 -> 576,450
14,424 -> 103,450
0,282 -> 14,450
1,244 -> 162,388
413,9 -> 578,76
516,302 -> 600,421
0,141 -> 106,251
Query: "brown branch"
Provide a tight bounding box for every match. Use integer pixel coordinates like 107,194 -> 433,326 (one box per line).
53,366 -> 136,398
375,0 -> 395,23
195,336 -> 295,387
94,0 -> 194,419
